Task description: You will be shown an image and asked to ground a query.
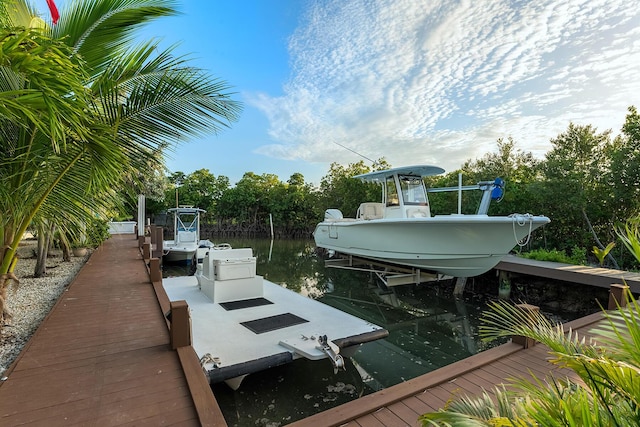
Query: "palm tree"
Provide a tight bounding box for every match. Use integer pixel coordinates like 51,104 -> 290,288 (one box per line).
0,0 -> 241,323
0,15 -> 94,294
419,287 -> 640,426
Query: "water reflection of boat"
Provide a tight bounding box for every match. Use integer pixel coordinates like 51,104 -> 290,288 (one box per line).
162,247 -> 388,389
318,277 -> 484,389
313,165 -> 550,277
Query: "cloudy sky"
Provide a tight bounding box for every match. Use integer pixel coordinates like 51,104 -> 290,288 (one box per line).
37,0 -> 640,185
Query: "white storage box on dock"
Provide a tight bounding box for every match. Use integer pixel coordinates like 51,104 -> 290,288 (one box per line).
208,275 -> 263,303
214,257 -> 257,280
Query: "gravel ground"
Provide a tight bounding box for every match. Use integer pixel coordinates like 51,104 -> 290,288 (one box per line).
0,239 -> 90,377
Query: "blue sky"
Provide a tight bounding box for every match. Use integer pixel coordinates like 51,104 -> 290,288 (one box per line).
36,1 -> 640,186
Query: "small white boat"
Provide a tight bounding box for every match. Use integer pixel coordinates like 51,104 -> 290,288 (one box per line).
162,247 -> 388,389
313,165 -> 550,277
163,207 -> 215,264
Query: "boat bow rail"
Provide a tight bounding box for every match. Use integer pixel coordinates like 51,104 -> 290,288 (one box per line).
427,177 -> 504,215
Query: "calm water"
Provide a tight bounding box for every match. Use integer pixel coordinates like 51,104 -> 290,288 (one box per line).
162,238 -> 604,427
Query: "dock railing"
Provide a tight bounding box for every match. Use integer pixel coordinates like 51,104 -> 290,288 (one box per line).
140,231 -> 226,427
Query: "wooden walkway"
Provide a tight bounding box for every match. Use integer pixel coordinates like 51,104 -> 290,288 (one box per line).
289,311 -> 607,427
496,254 -> 640,293
0,234 -> 226,426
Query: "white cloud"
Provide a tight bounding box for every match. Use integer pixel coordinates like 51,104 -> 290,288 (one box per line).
250,0 -> 640,173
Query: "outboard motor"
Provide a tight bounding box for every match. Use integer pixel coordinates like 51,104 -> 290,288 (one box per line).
324,209 -> 344,220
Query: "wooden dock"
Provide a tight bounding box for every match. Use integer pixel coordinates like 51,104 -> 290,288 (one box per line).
0,233 -> 225,426
288,311 -> 607,427
496,254 -> 640,293
0,236 -> 629,426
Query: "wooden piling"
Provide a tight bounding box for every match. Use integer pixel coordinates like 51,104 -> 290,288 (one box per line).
149,257 -> 162,283
169,300 -> 192,349
498,270 -> 511,299
152,226 -> 164,259
142,242 -> 151,260
608,283 -> 629,310
512,303 -> 539,349
453,277 -> 467,295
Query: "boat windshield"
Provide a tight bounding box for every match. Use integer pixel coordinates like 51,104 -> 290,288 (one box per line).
386,176 -> 399,206
400,175 -> 427,206
176,213 -> 198,232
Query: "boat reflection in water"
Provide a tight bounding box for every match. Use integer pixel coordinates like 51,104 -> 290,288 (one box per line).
159,238 -> 512,426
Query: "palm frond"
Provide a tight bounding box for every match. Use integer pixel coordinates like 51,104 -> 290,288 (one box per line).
422,292 -> 640,425
0,27 -> 91,146
616,218 -> 640,263
419,386 -> 531,426
1,0 -> 241,281
53,0 -> 178,78
479,300 -> 600,358
590,289 -> 640,366
93,41 -> 242,149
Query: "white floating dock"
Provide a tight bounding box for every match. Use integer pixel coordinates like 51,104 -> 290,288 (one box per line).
162,248 -> 387,388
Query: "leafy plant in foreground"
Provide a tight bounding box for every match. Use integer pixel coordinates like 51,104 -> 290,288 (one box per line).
593,242 -> 616,267
419,289 -> 640,426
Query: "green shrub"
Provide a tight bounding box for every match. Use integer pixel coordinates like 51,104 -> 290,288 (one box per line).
521,248 -> 570,263
520,247 -> 585,265
86,218 -> 110,248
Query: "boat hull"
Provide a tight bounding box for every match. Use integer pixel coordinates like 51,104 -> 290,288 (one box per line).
162,246 -> 196,263
313,214 -> 549,277
163,239 -> 215,264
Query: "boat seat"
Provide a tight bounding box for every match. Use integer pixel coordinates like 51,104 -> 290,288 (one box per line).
177,231 -> 197,243
358,202 -> 384,220
209,248 -> 253,260
406,206 -> 430,218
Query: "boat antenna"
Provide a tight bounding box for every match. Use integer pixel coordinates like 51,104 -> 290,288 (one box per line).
331,140 -> 376,164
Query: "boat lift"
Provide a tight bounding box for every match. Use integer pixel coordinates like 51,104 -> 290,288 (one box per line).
324,254 -> 451,287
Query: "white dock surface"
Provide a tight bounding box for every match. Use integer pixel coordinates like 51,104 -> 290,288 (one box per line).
162,276 -> 383,367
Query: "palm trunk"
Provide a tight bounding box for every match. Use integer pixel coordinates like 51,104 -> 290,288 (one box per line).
34,223 -> 55,278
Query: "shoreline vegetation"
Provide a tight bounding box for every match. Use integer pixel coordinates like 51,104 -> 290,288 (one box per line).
0,238 -> 90,376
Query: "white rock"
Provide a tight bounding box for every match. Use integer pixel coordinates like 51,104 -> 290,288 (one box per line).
0,240 -> 90,376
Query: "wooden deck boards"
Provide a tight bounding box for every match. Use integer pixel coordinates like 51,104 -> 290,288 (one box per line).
496,254 -> 640,292
289,311 -> 607,427
0,234 -> 218,426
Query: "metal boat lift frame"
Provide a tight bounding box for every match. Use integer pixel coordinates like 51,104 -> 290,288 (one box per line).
324,253 -> 451,287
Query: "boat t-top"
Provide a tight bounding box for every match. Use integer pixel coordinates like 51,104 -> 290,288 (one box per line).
313,165 -> 550,278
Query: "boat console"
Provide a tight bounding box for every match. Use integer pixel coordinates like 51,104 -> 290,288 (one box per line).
196,248 -> 262,303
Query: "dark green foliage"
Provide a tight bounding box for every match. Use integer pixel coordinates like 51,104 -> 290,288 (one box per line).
85,217 -> 111,248
520,247 -> 586,265
317,160 -> 389,217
